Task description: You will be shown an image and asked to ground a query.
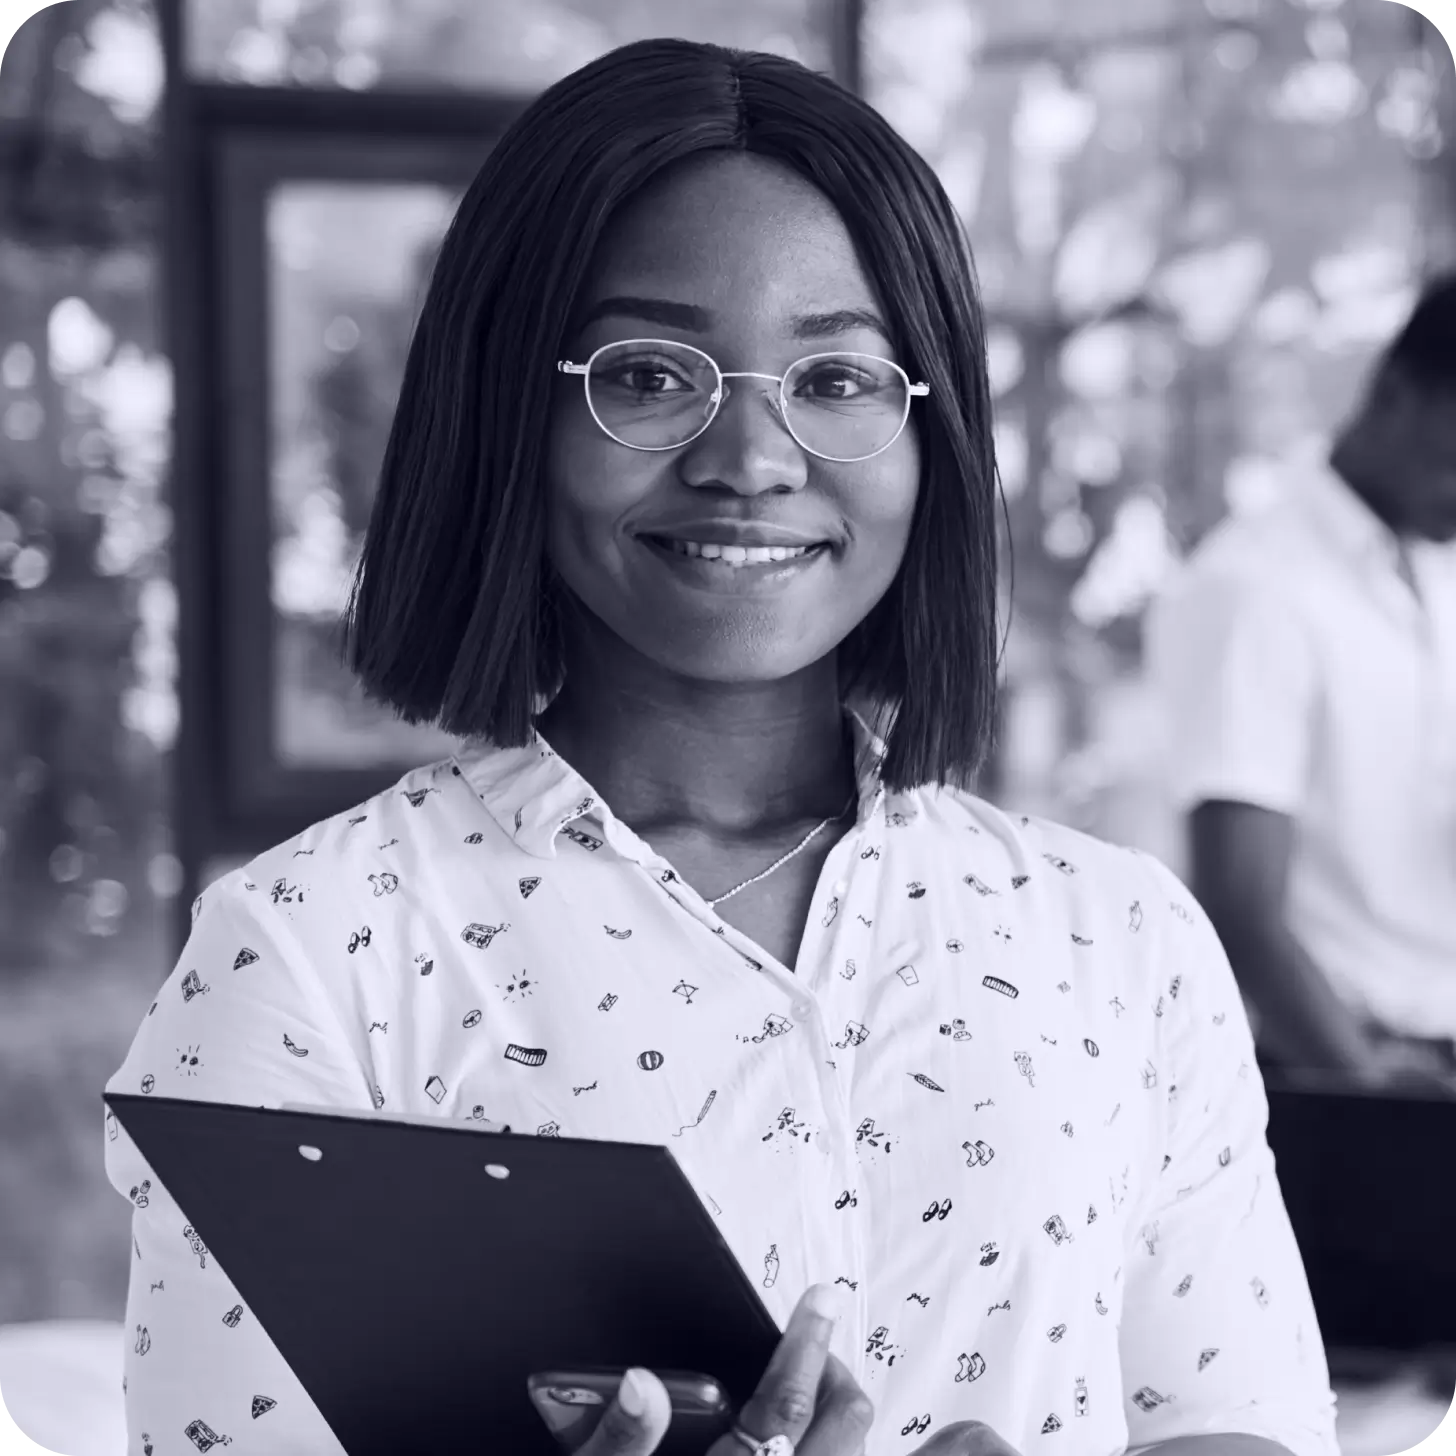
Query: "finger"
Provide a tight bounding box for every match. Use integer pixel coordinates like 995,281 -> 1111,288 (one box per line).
576,1368 -> 672,1456
797,1353 -> 875,1456
730,1284 -> 842,1448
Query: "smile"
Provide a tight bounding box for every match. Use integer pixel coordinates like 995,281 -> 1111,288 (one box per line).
646,537 -> 823,566
637,534 -> 831,588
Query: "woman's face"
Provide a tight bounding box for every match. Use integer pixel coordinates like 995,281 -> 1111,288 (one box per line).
545,153 -> 921,685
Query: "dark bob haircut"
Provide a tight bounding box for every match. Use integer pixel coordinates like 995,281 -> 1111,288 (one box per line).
344,37 -> 1000,793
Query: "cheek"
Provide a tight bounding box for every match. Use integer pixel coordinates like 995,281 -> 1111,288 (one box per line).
847,437 -> 920,574
544,412 -> 643,571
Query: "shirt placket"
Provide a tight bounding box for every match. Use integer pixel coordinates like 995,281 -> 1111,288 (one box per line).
791,790 -> 888,1383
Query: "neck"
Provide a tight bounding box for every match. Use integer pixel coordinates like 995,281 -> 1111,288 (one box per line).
535,632 -> 855,840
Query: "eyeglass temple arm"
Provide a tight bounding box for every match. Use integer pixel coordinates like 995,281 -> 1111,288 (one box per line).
557,361 -> 588,375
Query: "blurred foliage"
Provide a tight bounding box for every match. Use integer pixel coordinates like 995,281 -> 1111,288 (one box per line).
866,0 -> 1453,842
0,0 -> 170,974
185,0 -> 841,90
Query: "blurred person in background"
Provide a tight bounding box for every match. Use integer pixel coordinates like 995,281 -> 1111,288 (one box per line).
1148,275 -> 1456,1093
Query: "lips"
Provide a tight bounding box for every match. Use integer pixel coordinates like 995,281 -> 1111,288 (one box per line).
635,520 -> 834,549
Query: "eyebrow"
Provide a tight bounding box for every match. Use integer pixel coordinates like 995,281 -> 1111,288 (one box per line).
576,295 -> 891,342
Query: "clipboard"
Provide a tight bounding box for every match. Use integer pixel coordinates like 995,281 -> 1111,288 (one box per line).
104,1094 -> 782,1455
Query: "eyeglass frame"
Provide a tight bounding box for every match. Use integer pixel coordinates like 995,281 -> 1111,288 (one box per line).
556,337 -> 931,464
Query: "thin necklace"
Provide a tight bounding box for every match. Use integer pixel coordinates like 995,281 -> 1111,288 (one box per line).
707,790 -> 858,907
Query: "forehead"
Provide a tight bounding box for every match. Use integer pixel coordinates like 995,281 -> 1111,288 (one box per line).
582,153 -> 879,323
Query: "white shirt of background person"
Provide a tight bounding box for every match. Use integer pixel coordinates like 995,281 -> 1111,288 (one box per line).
1145,453 -> 1456,1042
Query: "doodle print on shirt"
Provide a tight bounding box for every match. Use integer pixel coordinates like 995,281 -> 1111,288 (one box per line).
866,1325 -> 903,1366
855,1117 -> 893,1153
739,1013 -> 794,1044
956,1352 -> 986,1383
184,1417 -> 231,1451
673,1090 -> 717,1135
102,734 -> 1341,1456
497,970 -> 536,1002
181,1225 -> 207,1268
963,1140 -> 996,1168
504,1044 -> 548,1068
462,921 -> 510,950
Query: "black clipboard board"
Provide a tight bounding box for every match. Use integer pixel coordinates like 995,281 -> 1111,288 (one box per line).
105,1095 -> 782,1454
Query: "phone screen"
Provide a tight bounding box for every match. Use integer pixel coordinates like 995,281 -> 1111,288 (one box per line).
527,1369 -> 733,1454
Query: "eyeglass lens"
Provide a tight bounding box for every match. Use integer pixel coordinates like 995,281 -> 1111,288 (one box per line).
584,340 -> 911,461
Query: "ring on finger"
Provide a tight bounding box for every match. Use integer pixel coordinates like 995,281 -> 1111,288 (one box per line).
728,1426 -> 795,1456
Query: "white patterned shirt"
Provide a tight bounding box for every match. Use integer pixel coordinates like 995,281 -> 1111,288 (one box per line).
105,710 -> 1339,1456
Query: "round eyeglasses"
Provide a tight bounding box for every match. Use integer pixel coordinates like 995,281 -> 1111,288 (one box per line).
556,338 -> 930,464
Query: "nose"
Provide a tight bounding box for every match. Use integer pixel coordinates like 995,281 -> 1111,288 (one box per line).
677,374 -> 809,496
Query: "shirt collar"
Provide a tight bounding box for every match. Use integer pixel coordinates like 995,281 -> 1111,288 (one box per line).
455,698 -> 891,861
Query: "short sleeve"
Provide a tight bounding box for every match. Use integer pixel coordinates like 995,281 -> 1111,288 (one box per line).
105,873 -> 370,1455
1146,564 -> 1318,816
1118,855 -> 1339,1456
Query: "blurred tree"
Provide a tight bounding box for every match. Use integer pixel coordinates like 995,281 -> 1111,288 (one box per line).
0,0 -> 170,974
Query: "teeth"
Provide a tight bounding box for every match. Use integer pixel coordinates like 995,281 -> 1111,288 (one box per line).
662,540 -> 815,565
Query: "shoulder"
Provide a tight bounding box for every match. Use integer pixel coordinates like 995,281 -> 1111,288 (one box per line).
917,788 -> 1150,891
912,788 -> 1221,985
190,753 -> 499,929
1165,510 -> 1305,614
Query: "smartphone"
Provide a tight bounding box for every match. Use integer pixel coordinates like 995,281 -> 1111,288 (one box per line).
527,1368 -> 733,1454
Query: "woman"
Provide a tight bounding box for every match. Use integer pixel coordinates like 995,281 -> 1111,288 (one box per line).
106,38 -> 1339,1456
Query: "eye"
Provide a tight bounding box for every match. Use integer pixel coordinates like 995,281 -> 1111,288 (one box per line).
600,356 -> 695,397
793,360 -> 880,401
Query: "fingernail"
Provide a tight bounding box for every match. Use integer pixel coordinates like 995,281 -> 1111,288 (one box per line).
803,1283 -> 841,1321
618,1368 -> 649,1418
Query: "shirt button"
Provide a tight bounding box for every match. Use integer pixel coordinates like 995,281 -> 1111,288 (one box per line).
792,1000 -> 813,1020
832,880 -> 848,896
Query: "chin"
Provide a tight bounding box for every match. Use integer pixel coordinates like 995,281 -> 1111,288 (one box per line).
649,630 -> 836,687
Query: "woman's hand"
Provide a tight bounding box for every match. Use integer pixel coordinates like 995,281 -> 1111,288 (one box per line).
575,1283 -> 874,1455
